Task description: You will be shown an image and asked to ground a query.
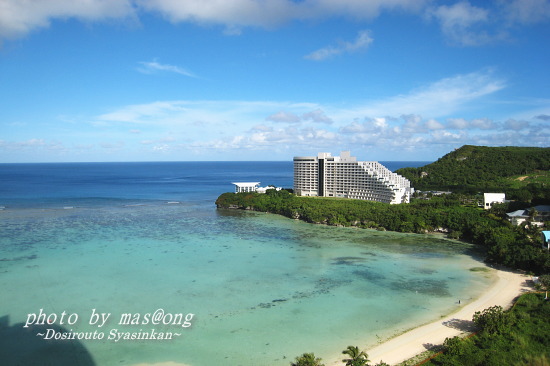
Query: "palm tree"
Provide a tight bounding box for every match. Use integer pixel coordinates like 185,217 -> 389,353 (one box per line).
290,352 -> 325,366
528,207 -> 539,224
342,345 -> 370,366
538,274 -> 550,300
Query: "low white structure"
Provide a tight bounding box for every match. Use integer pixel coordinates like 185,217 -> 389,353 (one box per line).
232,182 -> 281,194
256,186 -> 282,194
507,209 -> 531,226
507,205 -> 550,227
232,182 -> 260,193
483,193 -> 505,209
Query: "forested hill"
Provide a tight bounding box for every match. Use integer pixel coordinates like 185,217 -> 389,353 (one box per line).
396,145 -> 550,196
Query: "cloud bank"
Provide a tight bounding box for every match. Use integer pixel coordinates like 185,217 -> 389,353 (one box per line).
2,0 -> 548,45
63,69 -> 544,160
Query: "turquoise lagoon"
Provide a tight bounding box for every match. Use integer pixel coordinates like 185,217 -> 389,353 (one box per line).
0,204 -> 493,366
0,162 -> 493,366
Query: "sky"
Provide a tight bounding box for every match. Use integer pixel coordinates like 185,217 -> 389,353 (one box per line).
0,0 -> 549,163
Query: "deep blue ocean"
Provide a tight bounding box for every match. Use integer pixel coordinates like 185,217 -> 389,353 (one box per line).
0,161 -> 428,209
0,160 -> 495,366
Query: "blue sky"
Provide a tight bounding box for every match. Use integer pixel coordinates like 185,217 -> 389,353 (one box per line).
0,0 -> 549,162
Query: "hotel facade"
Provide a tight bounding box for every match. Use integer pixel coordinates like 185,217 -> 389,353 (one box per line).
294,151 -> 414,204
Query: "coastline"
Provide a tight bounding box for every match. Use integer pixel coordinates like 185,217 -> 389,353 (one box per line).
326,267 -> 531,366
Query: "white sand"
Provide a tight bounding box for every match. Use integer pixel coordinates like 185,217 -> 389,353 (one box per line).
327,267 -> 531,366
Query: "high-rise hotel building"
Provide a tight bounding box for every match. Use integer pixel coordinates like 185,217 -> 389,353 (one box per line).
293,151 -> 414,204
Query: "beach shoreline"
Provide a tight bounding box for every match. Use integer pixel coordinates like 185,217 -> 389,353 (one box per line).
326,267 -> 531,366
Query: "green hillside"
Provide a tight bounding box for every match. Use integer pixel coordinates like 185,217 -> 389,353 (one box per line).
396,145 -> 550,202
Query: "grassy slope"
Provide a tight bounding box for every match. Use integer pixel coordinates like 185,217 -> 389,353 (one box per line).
396,145 -> 550,192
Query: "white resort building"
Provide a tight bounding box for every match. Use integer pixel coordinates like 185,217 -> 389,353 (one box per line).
232,182 -> 282,194
232,182 -> 261,193
483,193 -> 506,209
293,151 -> 414,204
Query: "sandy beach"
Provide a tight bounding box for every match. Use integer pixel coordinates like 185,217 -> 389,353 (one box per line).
327,267 -> 531,366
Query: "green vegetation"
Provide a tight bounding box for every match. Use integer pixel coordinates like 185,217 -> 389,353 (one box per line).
289,346 -> 389,366
469,267 -> 491,272
291,353 -> 325,366
216,190 -> 550,274
395,145 -> 550,203
537,275 -> 550,299
424,293 -> 550,366
472,305 -> 515,335
342,345 -> 370,366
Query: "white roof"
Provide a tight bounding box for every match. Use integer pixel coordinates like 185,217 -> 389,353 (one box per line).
232,182 -> 260,187
484,193 -> 505,198
507,209 -> 528,217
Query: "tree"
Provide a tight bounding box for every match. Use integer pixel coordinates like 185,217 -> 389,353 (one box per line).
537,274 -> 550,300
443,336 -> 463,356
342,345 -> 370,366
472,305 -> 515,335
528,207 -> 539,224
290,353 -> 325,366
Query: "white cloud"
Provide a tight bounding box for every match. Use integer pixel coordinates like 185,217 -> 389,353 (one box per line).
428,1 -> 500,46
504,118 -> 530,130
97,101 -> 188,123
7,69 -> 539,161
16,138 -> 47,147
0,0 -> 428,41
337,70 -> 506,119
425,119 -> 444,130
152,144 -> 169,151
136,0 -> 426,28
470,118 -> 495,129
502,0 -> 550,24
0,0 -> 135,40
535,114 -> 550,121
250,124 -> 273,132
100,141 -> 124,150
137,60 -> 197,78
430,130 -> 466,143
305,30 -> 373,60
0,138 -> 69,157
1,0 -> 547,49
266,108 -> 334,124
446,117 -> 496,130
302,109 -> 333,124
266,111 -> 301,123
135,0 -> 297,28
447,118 -> 469,129
86,70 -> 513,158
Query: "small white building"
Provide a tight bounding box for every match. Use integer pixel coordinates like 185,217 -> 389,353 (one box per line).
507,205 -> 550,227
232,182 -> 260,193
232,182 -> 282,194
483,193 -> 505,209
506,209 -> 530,226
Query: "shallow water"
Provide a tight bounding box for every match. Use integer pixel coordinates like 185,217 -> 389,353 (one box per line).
0,203 -> 492,366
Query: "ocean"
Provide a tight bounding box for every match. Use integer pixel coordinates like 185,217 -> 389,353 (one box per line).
0,161 -> 493,366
